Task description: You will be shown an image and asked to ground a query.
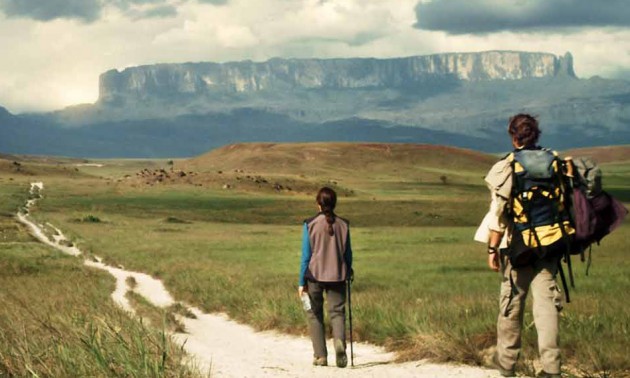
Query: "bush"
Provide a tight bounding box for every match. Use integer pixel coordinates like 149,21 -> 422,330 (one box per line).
164,217 -> 191,224
82,215 -> 102,223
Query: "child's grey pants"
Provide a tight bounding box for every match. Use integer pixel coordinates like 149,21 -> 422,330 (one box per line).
306,280 -> 347,359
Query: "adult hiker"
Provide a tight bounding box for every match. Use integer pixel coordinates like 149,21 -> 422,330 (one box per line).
482,114 -> 570,378
298,187 -> 353,368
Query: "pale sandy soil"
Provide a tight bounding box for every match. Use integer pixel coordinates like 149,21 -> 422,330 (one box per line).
18,182 -> 503,378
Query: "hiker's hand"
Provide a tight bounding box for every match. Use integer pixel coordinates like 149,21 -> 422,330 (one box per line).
298,286 -> 305,297
488,252 -> 500,272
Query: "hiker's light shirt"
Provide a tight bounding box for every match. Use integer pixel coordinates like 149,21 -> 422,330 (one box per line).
488,192 -> 509,233
485,157 -> 512,231
474,158 -> 512,248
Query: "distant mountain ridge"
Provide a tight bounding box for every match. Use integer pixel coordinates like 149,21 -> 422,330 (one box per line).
99,51 -> 575,104
0,106 -> 10,119
60,50 -> 592,126
1,50 -> 629,158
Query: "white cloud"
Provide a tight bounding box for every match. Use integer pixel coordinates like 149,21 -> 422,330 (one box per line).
0,0 -> 628,113
415,0 -> 630,34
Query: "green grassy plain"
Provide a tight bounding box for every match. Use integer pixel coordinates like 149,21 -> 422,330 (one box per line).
1,143 -> 629,377
0,176 -> 198,376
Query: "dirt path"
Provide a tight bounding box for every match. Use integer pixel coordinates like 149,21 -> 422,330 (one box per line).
18,182 -> 501,377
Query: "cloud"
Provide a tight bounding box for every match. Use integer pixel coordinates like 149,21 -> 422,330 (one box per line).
126,0 -> 168,3
414,0 -> 630,34
198,0 -> 229,5
0,0 -> 103,22
130,4 -> 177,19
116,1 -> 181,20
0,0 -> 628,113
0,0 -> 200,22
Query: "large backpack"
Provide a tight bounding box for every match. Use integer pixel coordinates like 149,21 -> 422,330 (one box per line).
502,148 -> 578,306
504,151 -> 627,304
505,148 -> 575,268
567,156 -> 628,256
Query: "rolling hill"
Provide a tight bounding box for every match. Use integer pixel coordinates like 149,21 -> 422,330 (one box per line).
563,145 -> 630,163
182,142 -> 495,177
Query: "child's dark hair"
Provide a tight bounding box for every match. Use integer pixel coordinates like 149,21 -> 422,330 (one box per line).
316,187 -> 337,236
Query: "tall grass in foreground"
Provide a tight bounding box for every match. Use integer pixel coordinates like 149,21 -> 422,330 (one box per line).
0,181 -> 199,377
39,204 -> 630,376
0,244 -> 199,377
24,170 -> 630,377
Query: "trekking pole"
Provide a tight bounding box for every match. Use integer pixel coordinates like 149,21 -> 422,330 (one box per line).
347,278 -> 354,367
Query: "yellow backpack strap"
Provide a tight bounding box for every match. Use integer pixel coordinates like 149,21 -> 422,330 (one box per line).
509,152 -> 525,173
552,150 -> 560,170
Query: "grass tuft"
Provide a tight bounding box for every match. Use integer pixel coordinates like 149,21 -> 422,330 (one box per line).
126,292 -> 187,334
164,216 -> 191,224
126,276 -> 137,289
81,215 -> 102,223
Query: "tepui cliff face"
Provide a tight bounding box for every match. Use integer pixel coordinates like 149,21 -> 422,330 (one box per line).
3,50 -> 629,158
98,51 -> 576,103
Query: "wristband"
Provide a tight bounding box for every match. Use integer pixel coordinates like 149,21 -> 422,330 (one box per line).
488,246 -> 499,254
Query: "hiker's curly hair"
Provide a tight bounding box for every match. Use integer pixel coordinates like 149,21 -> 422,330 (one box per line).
508,113 -> 541,148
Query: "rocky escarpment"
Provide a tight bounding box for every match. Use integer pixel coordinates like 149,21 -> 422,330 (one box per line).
98,51 -> 576,103
7,50 -> 624,158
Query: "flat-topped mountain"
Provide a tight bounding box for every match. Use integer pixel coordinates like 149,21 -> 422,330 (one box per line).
1,50 -> 628,158
99,51 -> 575,103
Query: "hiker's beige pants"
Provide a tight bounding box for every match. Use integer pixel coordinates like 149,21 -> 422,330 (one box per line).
496,256 -> 563,375
306,280 -> 346,359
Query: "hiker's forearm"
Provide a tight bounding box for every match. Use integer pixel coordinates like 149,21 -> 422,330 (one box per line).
487,230 -> 503,272
489,230 -> 503,248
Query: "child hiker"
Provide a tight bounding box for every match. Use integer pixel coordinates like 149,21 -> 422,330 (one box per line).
298,187 -> 353,367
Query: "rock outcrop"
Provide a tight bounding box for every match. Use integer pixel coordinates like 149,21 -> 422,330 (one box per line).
98,51 -> 576,103
6,50 -> 626,158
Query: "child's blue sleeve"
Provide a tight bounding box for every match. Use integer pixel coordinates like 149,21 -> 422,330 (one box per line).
299,223 -> 311,286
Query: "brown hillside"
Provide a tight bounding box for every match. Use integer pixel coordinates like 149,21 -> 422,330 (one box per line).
0,158 -> 24,174
0,153 -> 21,162
562,145 -> 630,164
0,156 -> 87,177
182,143 -> 495,176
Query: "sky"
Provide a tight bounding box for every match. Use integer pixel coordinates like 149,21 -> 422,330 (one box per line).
0,0 -> 629,113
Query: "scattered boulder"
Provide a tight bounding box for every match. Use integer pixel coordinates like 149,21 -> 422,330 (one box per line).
132,168 -> 197,186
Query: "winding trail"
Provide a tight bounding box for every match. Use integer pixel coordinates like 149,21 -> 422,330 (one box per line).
17,182 -> 500,377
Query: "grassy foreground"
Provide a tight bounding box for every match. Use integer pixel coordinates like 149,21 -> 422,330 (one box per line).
0,179 -> 199,377
28,176 -> 630,376
2,144 -> 629,377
